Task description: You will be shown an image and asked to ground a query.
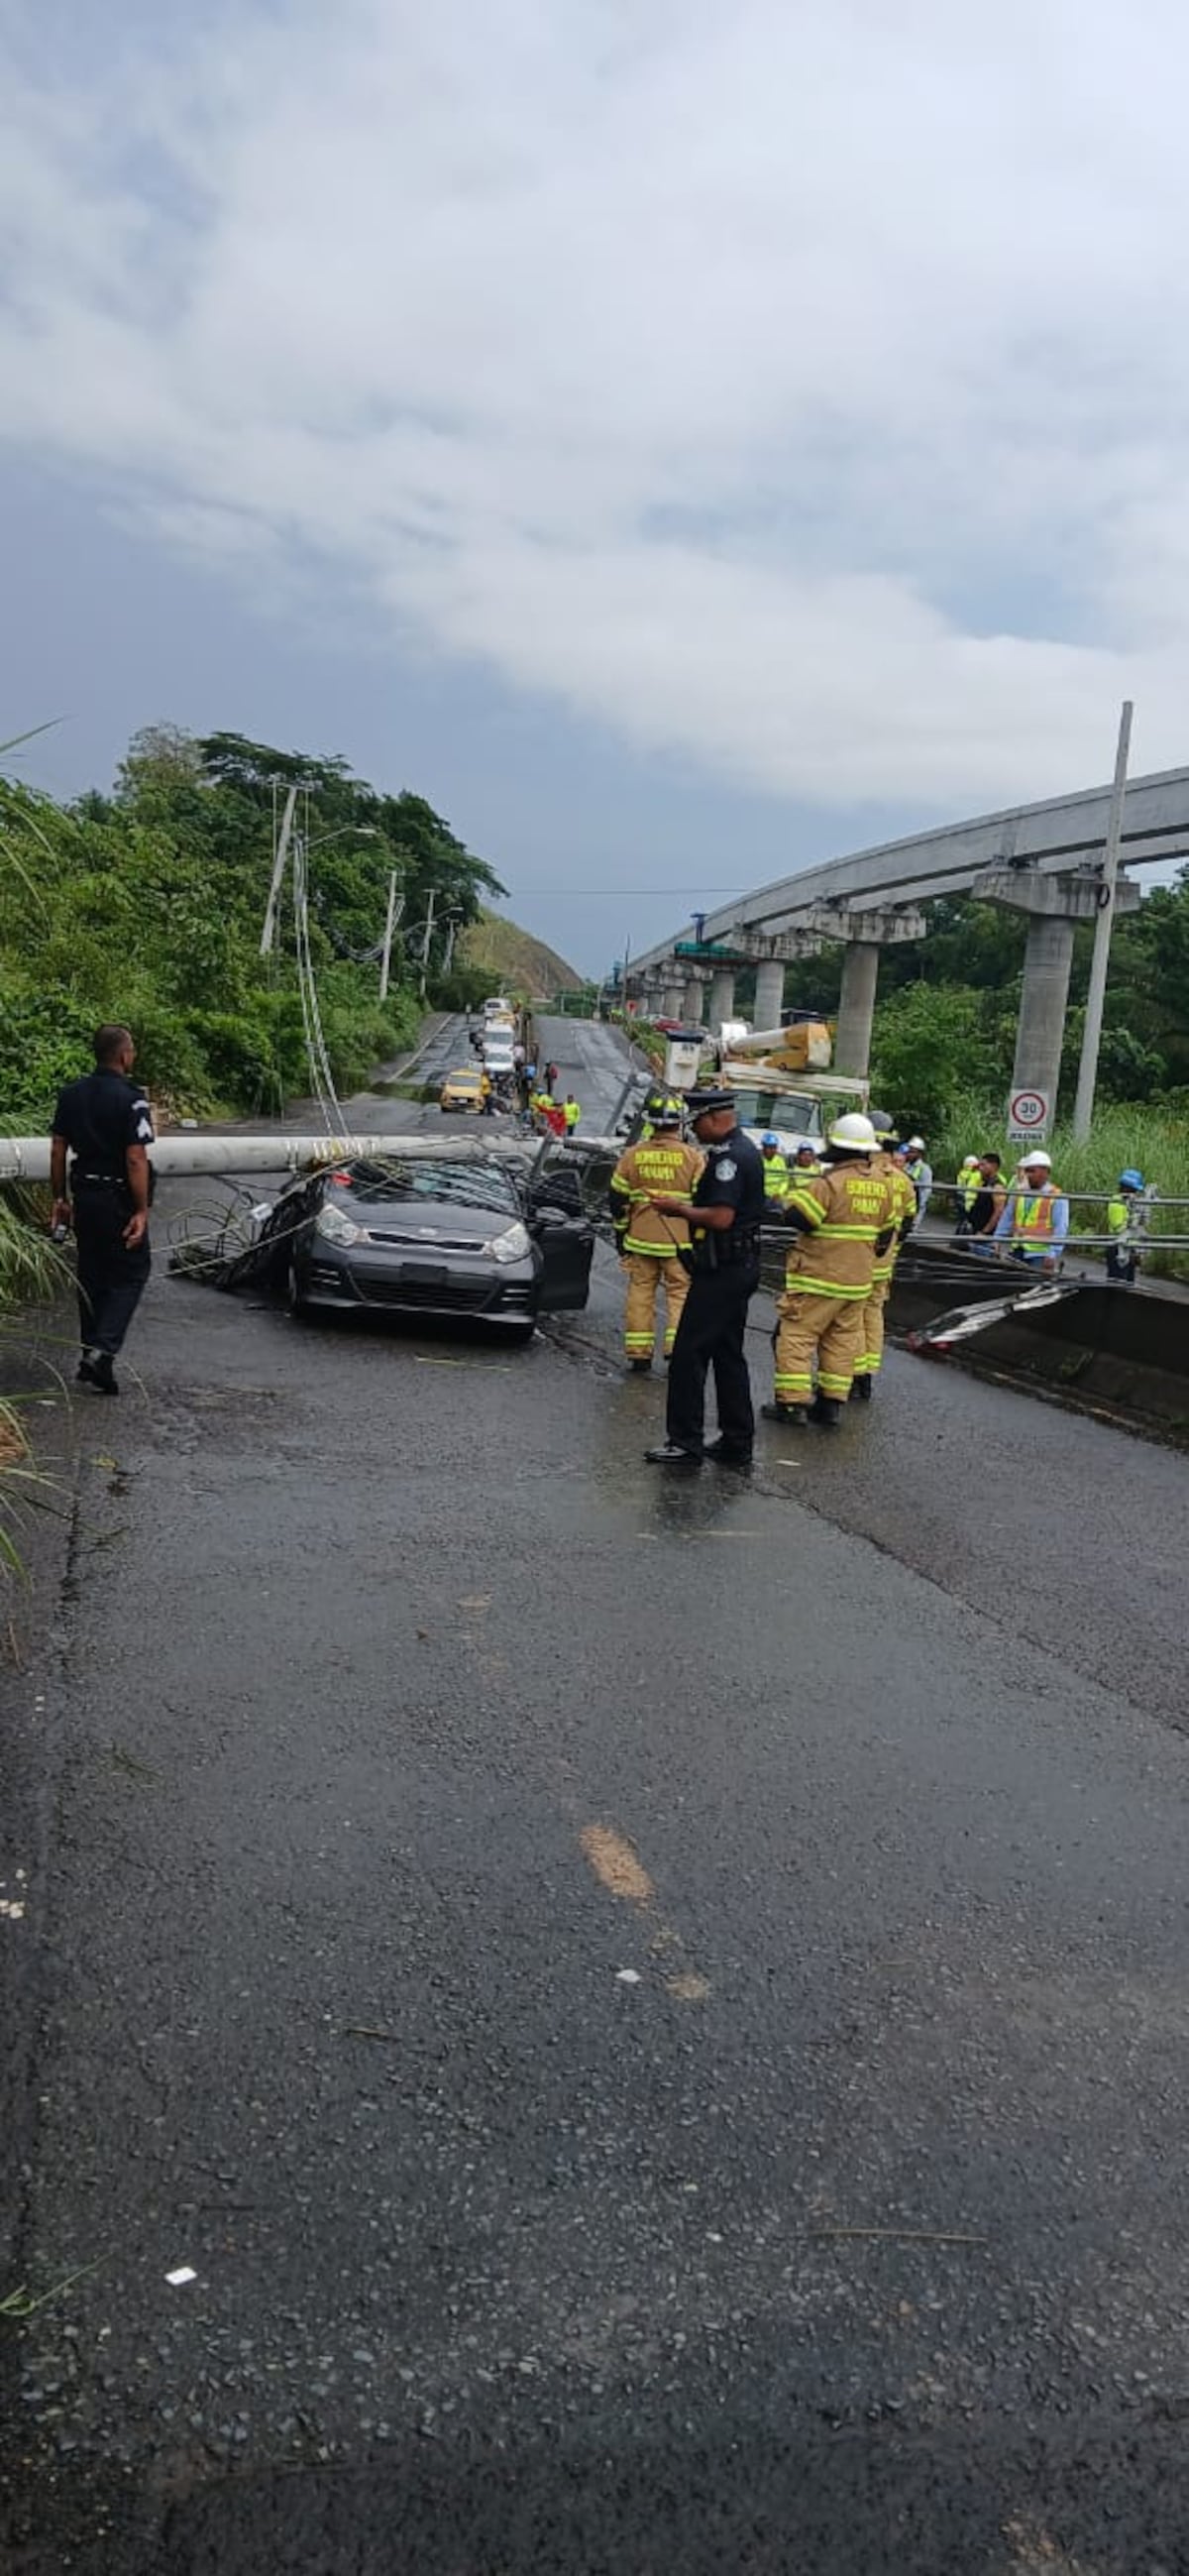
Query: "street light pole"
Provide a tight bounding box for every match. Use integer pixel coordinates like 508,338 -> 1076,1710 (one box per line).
1073,699 -> 1134,1142
260,783 -> 298,956
419,888 -> 436,1000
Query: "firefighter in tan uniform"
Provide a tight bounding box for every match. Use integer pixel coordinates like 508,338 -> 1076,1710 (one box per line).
851,1132 -> 917,1402
609,1092 -> 704,1371
761,1112 -> 897,1429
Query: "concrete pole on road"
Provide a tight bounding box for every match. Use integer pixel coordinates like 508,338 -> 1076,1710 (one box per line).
833,940 -> 880,1078
753,956 -> 786,1030
1073,699 -> 1134,1142
378,871 -> 402,1002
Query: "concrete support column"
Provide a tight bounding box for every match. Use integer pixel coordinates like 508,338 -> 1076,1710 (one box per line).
661,981 -> 684,1018
681,976 -> 704,1023
833,940 -> 880,1078
753,958 -> 786,1029
1012,914 -> 1075,1114
708,968 -> 736,1027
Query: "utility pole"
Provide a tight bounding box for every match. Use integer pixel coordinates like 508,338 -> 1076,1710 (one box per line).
419,887 -> 436,1000
260,782 -> 298,956
378,871 -> 402,1001
1073,699 -> 1134,1142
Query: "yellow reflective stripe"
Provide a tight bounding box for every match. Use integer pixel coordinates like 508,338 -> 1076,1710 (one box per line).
786,1194 -> 824,1228
818,1372 -> 853,1395
817,1222 -> 880,1241
784,1275 -> 870,1299
622,1237 -> 680,1255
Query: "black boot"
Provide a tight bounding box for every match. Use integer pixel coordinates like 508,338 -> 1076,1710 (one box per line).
88,1352 -> 119,1396
807,1395 -> 841,1429
761,1401 -> 808,1425
853,1375 -> 873,1402
644,1442 -> 702,1467
627,1357 -> 652,1374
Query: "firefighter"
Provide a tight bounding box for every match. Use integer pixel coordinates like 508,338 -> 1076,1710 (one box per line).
762,1111 -> 897,1430
760,1132 -> 789,1203
608,1092 -> 704,1371
851,1129 -> 916,1402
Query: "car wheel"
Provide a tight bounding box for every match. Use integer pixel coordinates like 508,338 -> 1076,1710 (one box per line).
498,1321 -> 536,1346
286,1258 -> 310,1319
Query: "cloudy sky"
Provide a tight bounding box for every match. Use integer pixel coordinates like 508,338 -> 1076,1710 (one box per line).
2,0 -> 1187,971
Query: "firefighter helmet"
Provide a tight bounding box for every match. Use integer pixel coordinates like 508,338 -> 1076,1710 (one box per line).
827,1112 -> 879,1155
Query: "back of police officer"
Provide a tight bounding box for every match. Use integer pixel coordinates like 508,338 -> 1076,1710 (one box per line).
643,1086 -> 765,1467
51,1024 -> 155,1394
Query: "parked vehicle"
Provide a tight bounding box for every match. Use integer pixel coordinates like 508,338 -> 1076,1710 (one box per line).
261,1155 -> 594,1339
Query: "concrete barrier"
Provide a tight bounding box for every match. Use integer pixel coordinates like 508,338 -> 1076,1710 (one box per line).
889,1244 -> 1189,1438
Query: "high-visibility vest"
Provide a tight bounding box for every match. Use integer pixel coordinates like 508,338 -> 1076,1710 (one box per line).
564,1100 -> 581,1131
1106,1195 -> 1129,1239
1011,1186 -> 1059,1244
958,1157 -> 980,1212
762,1153 -> 789,1201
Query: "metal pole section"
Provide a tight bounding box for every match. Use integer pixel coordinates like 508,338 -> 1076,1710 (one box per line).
260,783 -> 298,956
378,872 -> 401,1001
419,888 -> 436,1000
1073,699 -> 1133,1142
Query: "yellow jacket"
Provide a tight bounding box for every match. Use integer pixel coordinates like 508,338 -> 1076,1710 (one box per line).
610,1138 -> 705,1255
784,1157 -> 899,1300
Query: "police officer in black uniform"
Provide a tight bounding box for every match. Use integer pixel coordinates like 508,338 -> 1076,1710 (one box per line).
50,1024 -> 156,1394
644,1085 -> 765,1467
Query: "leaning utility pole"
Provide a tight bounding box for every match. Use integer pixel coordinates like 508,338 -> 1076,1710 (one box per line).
419,887 -> 436,1000
1073,699 -> 1134,1142
260,783 -> 299,956
378,871 -> 402,1001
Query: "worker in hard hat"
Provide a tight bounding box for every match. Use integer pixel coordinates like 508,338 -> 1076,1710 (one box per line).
953,1154 -> 982,1235
851,1129 -> 916,1402
793,1142 -> 822,1177
992,1150 -> 1069,1275
608,1091 -> 704,1371
1106,1170 -> 1145,1284
759,1132 -> 790,1204
901,1136 -> 932,1223
763,1111 -> 898,1430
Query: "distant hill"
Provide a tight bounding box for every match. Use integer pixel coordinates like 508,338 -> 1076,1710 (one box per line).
460,908 -> 583,999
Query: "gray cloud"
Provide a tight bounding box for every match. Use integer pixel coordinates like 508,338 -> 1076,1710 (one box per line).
3,0 -> 1189,807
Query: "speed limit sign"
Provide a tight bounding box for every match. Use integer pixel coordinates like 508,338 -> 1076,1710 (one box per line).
1007,1087 -> 1051,1145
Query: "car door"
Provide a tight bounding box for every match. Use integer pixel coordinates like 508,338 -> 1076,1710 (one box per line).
532,1208 -> 594,1311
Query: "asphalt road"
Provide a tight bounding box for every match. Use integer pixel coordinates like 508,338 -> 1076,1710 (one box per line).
4,1015 -> 1189,2574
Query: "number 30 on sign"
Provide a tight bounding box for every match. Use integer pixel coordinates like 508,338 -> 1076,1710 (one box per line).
1007,1088 -> 1050,1145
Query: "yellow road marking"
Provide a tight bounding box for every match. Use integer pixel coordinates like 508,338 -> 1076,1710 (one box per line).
579,1823 -> 708,2002
580,1825 -> 655,1906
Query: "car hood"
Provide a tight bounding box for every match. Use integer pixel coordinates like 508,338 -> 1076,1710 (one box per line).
344,1195 -> 519,1245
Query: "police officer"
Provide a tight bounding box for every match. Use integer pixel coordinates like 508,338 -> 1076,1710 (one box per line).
50,1024 -> 155,1394
643,1085 -> 765,1468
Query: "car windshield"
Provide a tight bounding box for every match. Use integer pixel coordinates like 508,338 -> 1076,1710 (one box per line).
336,1158 -> 519,1216
732,1086 -> 824,1135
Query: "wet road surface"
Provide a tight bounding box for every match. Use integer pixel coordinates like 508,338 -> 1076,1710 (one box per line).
3,1018 -> 1189,2573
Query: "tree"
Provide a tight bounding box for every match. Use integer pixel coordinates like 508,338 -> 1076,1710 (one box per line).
870,984 -> 1009,1132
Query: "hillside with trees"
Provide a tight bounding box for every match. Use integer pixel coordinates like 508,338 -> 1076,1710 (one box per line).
0,726 -> 505,1122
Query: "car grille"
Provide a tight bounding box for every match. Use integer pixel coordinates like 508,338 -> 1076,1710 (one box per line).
364,1230 -> 493,1256
356,1275 -> 501,1313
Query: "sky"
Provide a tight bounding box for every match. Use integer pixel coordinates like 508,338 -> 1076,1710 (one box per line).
3,0 -> 1189,975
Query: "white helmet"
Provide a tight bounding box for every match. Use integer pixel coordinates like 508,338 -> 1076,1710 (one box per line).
907,1135 -> 925,1152
1021,1148 -> 1052,1169
828,1112 -> 879,1154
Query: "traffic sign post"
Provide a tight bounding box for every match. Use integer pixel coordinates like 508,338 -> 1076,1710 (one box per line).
1006,1087 -> 1052,1147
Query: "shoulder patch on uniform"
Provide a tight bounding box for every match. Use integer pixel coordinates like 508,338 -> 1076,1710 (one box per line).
714,1157 -> 737,1180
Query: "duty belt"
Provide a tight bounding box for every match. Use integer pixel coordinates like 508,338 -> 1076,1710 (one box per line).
73,1170 -> 128,1185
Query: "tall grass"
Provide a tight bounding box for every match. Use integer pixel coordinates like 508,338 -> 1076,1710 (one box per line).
930,1095 -> 1189,1280
0,1187 -> 69,1582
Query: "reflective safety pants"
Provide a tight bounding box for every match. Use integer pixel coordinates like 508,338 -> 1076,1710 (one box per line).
623,1251 -> 690,1358
773,1288 -> 864,1406
852,1272 -> 891,1382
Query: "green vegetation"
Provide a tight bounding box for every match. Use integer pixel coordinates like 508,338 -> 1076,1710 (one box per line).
458,908 -> 581,1003
0,724 -> 505,1124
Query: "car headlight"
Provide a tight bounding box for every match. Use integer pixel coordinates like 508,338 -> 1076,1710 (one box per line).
483,1219 -> 530,1265
315,1201 -> 366,1248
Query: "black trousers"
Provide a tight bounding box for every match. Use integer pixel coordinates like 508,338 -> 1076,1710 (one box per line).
72,1182 -> 152,1357
666,1260 -> 759,1453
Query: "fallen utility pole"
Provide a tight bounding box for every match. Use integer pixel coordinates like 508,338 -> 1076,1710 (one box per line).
0,1133 -> 543,1183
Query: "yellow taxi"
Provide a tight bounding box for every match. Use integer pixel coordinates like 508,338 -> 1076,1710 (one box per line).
440,1064 -> 486,1114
